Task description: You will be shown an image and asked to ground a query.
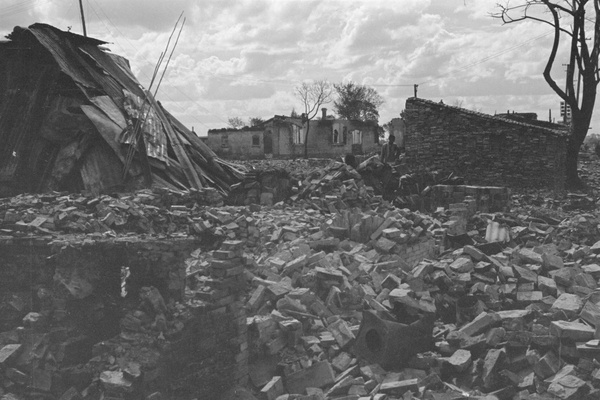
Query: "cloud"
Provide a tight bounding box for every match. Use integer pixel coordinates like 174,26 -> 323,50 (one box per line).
3,0 -> 599,136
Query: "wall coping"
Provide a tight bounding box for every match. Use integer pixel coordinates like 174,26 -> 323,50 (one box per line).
406,97 -> 568,137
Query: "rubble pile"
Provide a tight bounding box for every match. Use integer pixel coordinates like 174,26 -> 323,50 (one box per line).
0,188 -> 224,237
226,203 -> 600,400
5,158 -> 600,400
229,169 -> 294,207
293,162 -> 375,212
239,159 -> 333,182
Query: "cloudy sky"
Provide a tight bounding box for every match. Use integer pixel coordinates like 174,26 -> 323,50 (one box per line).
1,0 -> 594,136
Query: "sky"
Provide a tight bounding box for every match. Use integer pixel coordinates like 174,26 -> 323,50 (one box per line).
1,0 -> 596,137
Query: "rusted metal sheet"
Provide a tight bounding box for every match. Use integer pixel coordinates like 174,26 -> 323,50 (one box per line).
90,96 -> 127,129
28,25 -> 98,91
80,142 -> 125,194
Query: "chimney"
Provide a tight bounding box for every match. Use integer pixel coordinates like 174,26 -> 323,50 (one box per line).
321,108 -> 327,120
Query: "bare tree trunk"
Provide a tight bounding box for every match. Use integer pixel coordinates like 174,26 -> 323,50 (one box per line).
304,122 -> 310,159
566,109 -> 593,188
565,133 -> 583,188
566,72 -> 597,188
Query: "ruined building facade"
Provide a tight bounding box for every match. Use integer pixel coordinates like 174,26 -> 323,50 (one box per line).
403,98 -> 568,190
207,109 -> 380,159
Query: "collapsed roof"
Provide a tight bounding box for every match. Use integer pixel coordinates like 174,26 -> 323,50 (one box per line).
0,23 -> 244,197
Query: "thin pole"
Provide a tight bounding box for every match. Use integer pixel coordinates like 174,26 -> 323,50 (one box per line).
78,0 -> 87,37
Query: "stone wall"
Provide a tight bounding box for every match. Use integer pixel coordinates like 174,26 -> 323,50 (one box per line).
403,98 -> 567,190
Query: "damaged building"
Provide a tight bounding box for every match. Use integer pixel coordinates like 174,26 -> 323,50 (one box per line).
207,109 -> 380,160
0,23 -> 242,198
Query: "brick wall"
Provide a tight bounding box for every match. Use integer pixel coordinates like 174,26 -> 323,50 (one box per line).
403,98 -> 567,190
166,239 -> 248,398
0,235 -> 249,399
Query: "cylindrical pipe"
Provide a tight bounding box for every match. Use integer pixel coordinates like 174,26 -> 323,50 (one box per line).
353,310 -> 434,369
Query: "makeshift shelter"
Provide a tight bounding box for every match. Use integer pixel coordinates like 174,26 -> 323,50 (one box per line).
0,23 -> 244,197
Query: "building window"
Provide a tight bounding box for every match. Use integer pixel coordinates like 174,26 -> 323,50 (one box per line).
221,135 -> 229,147
333,129 -> 340,144
252,134 -> 260,146
292,125 -> 304,144
352,130 -> 362,144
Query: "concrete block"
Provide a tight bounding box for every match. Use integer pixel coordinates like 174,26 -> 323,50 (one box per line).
458,312 -> 500,337
550,320 -> 595,341
580,300 -> 600,328
284,361 -> 335,394
547,375 -> 588,399
542,252 -> 564,270
533,351 -> 562,379
447,349 -> 472,372
327,318 -> 355,348
379,378 -> 419,396
449,257 -> 474,273
482,348 -> 506,391
261,376 -> 284,400
551,293 -> 584,316
538,275 -> 558,296
513,265 -> 538,283
0,344 -> 21,365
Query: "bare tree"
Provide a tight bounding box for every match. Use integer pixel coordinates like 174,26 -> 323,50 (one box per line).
295,80 -> 333,158
493,1 -> 600,188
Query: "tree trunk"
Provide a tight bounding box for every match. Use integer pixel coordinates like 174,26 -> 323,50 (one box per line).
304,122 -> 310,159
565,135 -> 582,188
565,113 -> 591,189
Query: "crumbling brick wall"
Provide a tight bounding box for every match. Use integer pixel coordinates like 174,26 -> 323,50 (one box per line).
0,235 -> 249,399
403,98 -> 567,190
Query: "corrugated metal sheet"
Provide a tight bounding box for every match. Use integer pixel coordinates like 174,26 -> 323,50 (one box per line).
122,91 -> 168,161
0,23 -> 243,195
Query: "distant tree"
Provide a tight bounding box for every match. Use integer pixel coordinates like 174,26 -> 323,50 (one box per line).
227,117 -> 245,129
333,82 -> 384,122
249,117 -> 265,127
494,0 -> 600,188
295,80 -> 333,158
290,108 -> 300,118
